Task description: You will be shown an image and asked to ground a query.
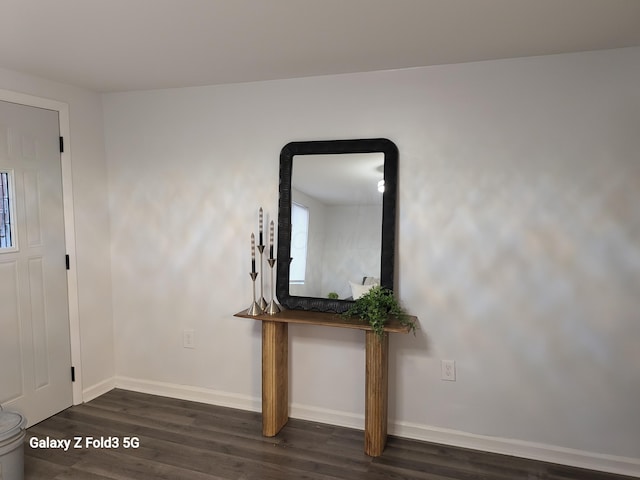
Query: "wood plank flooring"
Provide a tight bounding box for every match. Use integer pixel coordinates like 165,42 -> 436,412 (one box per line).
23,389 -> 635,480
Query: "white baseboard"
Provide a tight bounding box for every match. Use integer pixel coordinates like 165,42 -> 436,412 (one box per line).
390,420 -> 640,478
82,377 -> 116,403
109,377 -> 639,478
290,402 -> 365,431
114,376 -> 261,413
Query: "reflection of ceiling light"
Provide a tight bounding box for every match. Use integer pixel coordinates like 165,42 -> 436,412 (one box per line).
377,179 -> 385,193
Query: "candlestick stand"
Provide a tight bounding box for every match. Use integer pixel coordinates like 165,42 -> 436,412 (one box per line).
247,271 -> 263,316
257,245 -> 268,310
266,258 -> 281,315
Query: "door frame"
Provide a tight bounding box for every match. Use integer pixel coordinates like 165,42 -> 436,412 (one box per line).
0,89 -> 82,405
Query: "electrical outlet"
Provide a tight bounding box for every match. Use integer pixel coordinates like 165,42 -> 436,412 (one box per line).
183,329 -> 195,349
441,360 -> 456,381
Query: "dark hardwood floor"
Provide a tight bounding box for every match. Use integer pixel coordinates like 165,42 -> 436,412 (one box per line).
23,389 -> 634,480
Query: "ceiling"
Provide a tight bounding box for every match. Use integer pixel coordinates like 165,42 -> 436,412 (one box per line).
1,0 -> 640,93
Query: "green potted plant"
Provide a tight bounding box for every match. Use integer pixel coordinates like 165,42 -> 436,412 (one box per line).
343,285 -> 416,337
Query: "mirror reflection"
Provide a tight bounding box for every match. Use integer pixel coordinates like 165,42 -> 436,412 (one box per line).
289,153 -> 385,300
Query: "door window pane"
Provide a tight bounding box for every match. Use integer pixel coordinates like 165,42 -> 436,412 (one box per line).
1,171 -> 14,249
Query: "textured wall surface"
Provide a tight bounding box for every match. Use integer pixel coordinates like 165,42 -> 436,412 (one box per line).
103,46 -> 640,463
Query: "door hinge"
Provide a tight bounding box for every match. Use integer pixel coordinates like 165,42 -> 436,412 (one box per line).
71,366 -> 75,382
65,254 -> 70,270
59,136 -> 64,153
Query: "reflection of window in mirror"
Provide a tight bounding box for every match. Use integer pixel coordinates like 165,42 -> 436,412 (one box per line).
290,202 -> 309,284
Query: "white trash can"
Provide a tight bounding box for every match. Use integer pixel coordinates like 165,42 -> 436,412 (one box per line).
0,409 -> 27,480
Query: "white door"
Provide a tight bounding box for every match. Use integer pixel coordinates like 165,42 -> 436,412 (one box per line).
0,100 -> 72,426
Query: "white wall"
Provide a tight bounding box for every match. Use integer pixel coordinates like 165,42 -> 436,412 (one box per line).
0,67 -> 114,396
103,47 -> 640,473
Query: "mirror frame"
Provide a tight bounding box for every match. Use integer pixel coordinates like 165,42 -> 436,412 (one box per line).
276,138 -> 398,313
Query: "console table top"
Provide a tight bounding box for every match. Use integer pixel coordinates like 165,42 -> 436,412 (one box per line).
234,308 -> 415,334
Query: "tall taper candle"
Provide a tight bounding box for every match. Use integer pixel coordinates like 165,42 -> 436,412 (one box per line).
269,220 -> 274,259
259,208 -> 264,245
251,233 -> 256,273
269,220 -> 273,258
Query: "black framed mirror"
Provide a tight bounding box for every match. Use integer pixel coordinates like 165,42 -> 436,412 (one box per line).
276,138 -> 398,313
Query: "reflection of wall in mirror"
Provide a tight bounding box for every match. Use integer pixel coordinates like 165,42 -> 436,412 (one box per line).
290,188 -> 381,299
321,205 -> 381,299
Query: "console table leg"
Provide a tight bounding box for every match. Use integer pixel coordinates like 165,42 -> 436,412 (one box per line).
262,320 -> 288,436
365,331 -> 389,456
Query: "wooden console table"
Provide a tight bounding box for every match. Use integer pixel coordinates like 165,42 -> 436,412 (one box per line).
234,308 -> 416,456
